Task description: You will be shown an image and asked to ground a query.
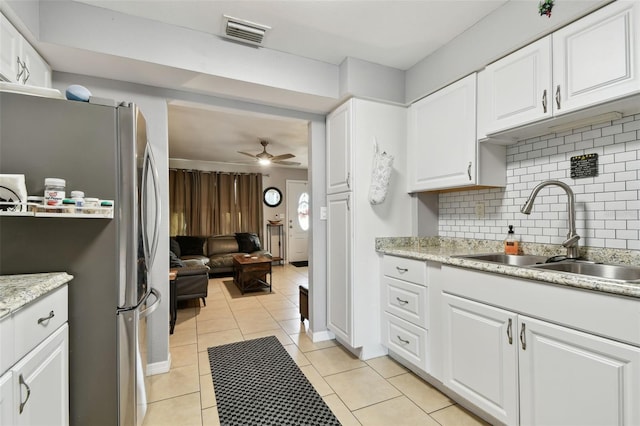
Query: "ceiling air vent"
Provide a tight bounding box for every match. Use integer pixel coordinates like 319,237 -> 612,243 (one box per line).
222,15 -> 270,46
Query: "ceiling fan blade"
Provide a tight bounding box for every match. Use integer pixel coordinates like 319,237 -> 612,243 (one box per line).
273,160 -> 301,166
270,153 -> 295,161
238,151 -> 258,159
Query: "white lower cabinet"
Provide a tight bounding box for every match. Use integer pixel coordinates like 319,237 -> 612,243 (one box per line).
443,292 -> 640,425
0,370 -> 12,426
381,256 -> 430,372
11,324 -> 68,426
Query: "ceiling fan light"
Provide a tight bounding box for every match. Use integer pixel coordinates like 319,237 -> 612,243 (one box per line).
259,158 -> 271,166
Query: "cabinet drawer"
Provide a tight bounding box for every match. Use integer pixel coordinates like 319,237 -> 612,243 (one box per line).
382,312 -> 428,372
14,285 -> 68,362
383,277 -> 428,327
383,256 -> 426,285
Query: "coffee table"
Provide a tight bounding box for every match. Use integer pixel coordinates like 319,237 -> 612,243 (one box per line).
232,254 -> 272,294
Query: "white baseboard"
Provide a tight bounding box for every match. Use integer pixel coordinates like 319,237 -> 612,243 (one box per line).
308,328 -> 335,343
146,353 -> 171,376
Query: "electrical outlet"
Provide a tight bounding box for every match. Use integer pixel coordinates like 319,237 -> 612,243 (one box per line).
475,202 -> 485,218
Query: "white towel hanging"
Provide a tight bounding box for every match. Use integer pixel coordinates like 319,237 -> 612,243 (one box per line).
368,138 -> 394,205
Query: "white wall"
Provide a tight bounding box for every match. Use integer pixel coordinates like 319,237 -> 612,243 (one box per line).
439,113 -> 640,250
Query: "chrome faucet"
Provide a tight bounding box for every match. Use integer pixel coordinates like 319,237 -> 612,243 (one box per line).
521,180 -> 580,259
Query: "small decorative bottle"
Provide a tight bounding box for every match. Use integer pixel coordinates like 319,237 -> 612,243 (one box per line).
504,225 -> 519,255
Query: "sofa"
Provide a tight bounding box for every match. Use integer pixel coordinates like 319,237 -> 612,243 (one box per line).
170,233 -> 270,275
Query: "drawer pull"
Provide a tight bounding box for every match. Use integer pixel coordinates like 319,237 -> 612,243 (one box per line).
395,266 -> 408,273
506,318 -> 513,345
19,374 -> 31,414
397,335 -> 410,344
37,310 -> 55,325
395,297 -> 409,305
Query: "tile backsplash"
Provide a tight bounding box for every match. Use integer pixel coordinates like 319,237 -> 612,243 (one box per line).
439,113 -> 640,250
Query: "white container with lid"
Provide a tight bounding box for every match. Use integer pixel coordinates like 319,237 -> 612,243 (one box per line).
71,190 -> 85,213
44,178 -> 66,206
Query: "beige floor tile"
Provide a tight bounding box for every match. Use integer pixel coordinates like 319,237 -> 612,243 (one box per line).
198,351 -> 212,374
170,326 -> 198,348
143,392 -> 202,426
430,404 -> 491,426
199,374 -> 216,409
170,343 -> 198,368
289,332 -> 337,353
305,346 -> 366,376
353,396 -> 440,426
242,329 -> 295,346
278,318 -> 308,334
366,356 -> 408,378
226,297 -> 262,311
299,365 -> 334,396
201,407 -> 220,426
236,317 -> 282,334
324,366 -> 401,411
196,316 -> 238,335
267,307 -> 301,321
147,364 -> 200,402
282,343 -> 311,366
258,298 -> 297,311
197,329 -> 244,352
322,394 -> 361,426
388,372 -> 454,413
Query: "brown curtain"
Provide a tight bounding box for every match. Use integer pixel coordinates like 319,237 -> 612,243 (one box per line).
169,169 -> 263,240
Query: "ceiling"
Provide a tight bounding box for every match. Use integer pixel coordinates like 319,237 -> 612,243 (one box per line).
72,0 -> 509,169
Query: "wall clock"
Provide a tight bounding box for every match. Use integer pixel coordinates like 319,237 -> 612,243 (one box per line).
263,187 -> 282,207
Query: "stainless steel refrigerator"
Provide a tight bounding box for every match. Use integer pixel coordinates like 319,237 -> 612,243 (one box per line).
0,91 -> 162,426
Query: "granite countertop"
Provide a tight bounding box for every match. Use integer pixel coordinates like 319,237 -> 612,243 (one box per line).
377,237 -> 640,299
0,272 -> 73,319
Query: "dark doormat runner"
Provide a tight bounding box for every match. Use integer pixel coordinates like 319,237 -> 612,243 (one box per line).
208,336 -> 341,426
290,261 -> 309,267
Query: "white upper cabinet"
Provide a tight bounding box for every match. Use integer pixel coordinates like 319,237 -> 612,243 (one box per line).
408,73 -> 505,192
553,0 -> 640,115
408,74 -> 477,192
326,102 -> 352,195
480,1 -> 640,139
483,37 -> 552,134
0,13 -> 51,88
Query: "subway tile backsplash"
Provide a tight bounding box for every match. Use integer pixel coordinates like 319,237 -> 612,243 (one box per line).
439,113 -> 640,250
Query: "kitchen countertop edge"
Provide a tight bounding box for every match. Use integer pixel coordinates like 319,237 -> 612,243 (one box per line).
0,272 -> 74,319
378,245 -> 640,299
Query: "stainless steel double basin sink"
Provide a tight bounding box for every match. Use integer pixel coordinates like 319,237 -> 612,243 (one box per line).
454,253 -> 640,283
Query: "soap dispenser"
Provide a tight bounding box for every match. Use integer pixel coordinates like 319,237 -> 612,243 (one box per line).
504,225 -> 519,255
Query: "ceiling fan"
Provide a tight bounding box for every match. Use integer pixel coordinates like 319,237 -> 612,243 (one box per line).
238,140 -> 300,166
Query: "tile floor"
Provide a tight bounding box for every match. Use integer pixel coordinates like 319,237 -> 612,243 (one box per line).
143,264 -> 489,426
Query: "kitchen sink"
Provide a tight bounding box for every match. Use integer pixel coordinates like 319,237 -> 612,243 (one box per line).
454,253 -> 548,266
529,261 -> 640,282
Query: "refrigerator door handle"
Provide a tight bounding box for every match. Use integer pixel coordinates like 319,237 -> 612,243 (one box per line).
141,145 -> 161,266
118,287 -> 152,314
140,287 -> 161,318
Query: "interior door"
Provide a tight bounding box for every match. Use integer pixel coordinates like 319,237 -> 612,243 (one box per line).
286,180 -> 309,263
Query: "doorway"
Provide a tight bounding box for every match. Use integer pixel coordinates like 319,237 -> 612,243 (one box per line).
286,180 -> 309,264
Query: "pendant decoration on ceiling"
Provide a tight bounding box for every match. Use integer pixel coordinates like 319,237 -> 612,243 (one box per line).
538,0 -> 554,18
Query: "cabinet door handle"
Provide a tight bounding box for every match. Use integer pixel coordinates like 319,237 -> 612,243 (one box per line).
555,85 -> 561,110
395,266 -> 408,273
520,322 -> 527,350
397,335 -> 410,344
37,310 -> 55,325
506,318 -> 513,345
467,162 -> 472,181
19,374 -> 31,414
22,64 -> 30,84
542,90 -> 547,113
396,297 -> 409,305
346,194 -> 350,211
346,172 -> 351,190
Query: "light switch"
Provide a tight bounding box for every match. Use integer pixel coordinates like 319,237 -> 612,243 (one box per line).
320,206 -> 327,220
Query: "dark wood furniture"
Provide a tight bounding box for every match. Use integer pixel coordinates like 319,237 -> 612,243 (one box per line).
232,254 -> 272,294
299,284 -> 309,322
169,269 -> 177,334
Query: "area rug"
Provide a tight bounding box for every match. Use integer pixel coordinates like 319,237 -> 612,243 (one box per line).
290,260 -> 308,267
222,280 -> 275,298
208,336 -> 341,426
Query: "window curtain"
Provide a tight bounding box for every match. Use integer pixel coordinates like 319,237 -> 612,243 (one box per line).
169,169 -> 263,240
